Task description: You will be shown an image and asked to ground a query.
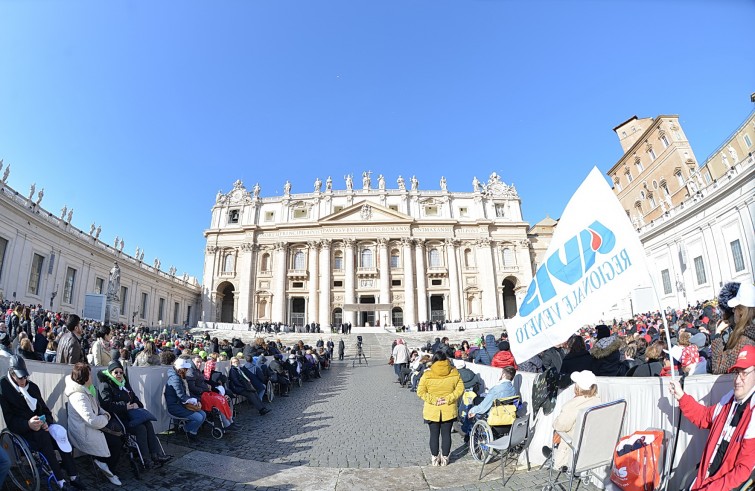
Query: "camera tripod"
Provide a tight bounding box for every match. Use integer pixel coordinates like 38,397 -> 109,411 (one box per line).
352,341 -> 369,367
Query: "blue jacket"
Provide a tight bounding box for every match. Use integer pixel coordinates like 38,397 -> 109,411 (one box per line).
469,380 -> 517,416
474,334 -> 499,365
164,368 -> 195,418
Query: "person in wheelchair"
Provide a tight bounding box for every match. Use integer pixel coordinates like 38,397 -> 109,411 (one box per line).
228,356 -> 271,416
98,360 -> 172,469
463,366 -> 518,438
186,355 -> 237,432
0,356 -> 84,490
268,354 -> 291,396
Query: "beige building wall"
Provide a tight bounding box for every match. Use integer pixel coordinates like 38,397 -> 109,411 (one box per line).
607,115 -> 702,227
702,110 -> 755,180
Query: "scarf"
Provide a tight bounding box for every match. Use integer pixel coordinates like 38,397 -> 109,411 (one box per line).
87,384 -> 97,398
9,376 -> 37,412
103,369 -> 125,389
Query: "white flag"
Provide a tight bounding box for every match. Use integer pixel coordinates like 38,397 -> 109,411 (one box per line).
508,167 -> 648,363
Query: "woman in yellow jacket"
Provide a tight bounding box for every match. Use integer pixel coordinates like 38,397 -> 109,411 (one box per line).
417,351 -> 464,466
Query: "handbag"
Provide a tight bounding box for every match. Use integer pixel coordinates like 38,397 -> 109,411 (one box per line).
101,416 -> 124,437
127,408 -> 157,427
388,356 -> 395,366
184,402 -> 202,412
611,430 -> 664,491
487,396 -> 520,426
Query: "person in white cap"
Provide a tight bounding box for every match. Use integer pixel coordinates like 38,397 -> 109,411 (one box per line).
0,356 -> 83,490
164,356 -> 207,442
549,370 -> 601,471
712,282 -> 755,374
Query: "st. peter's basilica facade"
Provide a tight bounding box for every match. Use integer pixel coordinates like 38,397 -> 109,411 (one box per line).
202,172 -> 537,328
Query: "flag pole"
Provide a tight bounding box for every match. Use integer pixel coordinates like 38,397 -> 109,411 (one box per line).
643,258 -> 677,491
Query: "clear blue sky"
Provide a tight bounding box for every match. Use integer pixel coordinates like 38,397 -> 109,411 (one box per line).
1,1 -> 753,281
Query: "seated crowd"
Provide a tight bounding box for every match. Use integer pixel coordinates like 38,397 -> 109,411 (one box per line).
0,301 -> 335,489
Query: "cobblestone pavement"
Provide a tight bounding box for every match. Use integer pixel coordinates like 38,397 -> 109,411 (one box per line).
7,333 -> 599,491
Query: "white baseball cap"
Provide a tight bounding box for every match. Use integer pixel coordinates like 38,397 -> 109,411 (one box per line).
173,358 -> 192,370
728,283 -> 755,309
570,370 -> 597,391
48,424 -> 72,453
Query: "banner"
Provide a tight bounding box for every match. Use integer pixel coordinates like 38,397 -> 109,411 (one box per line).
508,167 -> 648,363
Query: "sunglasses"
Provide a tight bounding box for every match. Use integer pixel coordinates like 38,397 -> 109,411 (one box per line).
112,370 -> 124,375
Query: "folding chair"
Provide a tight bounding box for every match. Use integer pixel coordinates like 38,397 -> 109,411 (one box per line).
478,414 -> 530,483
544,399 -> 627,491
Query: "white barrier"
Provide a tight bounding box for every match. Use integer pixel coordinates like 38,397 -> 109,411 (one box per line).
454,360 -> 728,489
444,320 -> 506,331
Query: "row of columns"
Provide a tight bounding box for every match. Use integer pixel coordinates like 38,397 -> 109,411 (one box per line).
227,237 -> 515,325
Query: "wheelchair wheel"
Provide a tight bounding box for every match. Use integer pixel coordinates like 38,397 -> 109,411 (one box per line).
266,380 -> 275,403
211,426 -> 224,440
469,419 -> 494,463
1,430 -> 40,491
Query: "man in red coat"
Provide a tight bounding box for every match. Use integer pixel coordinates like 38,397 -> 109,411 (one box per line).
669,345 -> 755,490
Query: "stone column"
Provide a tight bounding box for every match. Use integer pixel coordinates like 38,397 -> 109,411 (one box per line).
736,205 -> 755,274
415,239 -> 428,323
445,238 -> 462,321
236,243 -> 254,323
319,239 -> 331,327
402,237 -> 416,327
201,245 -> 219,322
344,239 -> 356,326
378,238 -> 390,325
272,242 -> 288,323
307,241 -> 319,324
248,244 -> 259,322
476,238 -> 498,318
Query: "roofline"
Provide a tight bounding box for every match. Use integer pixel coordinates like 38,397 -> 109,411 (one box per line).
606,114 -> 679,176
612,115 -> 639,132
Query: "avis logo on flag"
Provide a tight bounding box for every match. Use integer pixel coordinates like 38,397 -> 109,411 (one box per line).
508,167 -> 649,363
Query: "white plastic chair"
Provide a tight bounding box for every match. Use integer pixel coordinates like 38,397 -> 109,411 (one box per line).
543,399 -> 627,491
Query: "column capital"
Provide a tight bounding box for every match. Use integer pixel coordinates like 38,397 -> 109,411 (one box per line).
307,240 -> 320,249
444,238 -> 459,248
476,237 -> 491,248
273,242 -> 287,251
240,242 -> 256,252
400,237 -> 413,247
377,237 -> 389,247
343,238 -> 356,248
414,238 -> 425,249
320,238 -> 332,250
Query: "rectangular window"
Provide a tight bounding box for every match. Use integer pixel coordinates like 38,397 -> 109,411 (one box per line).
731,239 -> 745,272
95,277 -> 105,295
264,211 -> 275,222
228,209 -> 240,224
744,134 -> 752,148
293,209 -> 308,219
431,279 -> 442,286
333,206 -> 343,213
648,148 -> 656,161
661,269 -> 672,295
333,280 -> 343,287
158,298 -> 165,322
0,237 -> 7,280
292,281 -> 304,288
661,134 -> 670,148
495,204 -> 506,218
173,302 -> 180,325
693,256 -> 707,285
334,256 -> 343,270
425,205 -> 438,217
140,292 -> 148,319
459,207 -> 468,217
391,279 -> 402,286
636,161 -> 644,173
120,287 -> 128,315
626,171 -> 633,183
388,205 -> 398,212
28,253 -> 44,295
390,254 -> 400,269
63,267 -> 77,304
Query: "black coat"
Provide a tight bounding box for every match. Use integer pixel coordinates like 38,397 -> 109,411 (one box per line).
98,371 -> 144,421
0,376 -> 55,436
560,350 -> 593,378
541,347 -> 564,373
590,336 -> 623,377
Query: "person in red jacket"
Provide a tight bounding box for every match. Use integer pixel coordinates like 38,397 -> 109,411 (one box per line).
668,345 -> 755,490
491,341 -> 518,370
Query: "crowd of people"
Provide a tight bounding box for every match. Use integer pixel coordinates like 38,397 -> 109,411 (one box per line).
393,281 -> 755,490
0,301 -> 337,489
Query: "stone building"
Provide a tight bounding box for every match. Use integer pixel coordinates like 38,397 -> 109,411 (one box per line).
202,172 -> 537,327
0,174 -> 201,327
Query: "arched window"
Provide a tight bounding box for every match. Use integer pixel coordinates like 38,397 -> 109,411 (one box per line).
223,253 -> 234,273
390,249 -> 400,269
260,253 -> 270,271
429,248 -> 441,268
464,248 -> 474,268
293,250 -> 305,270
361,249 -> 373,268
502,247 -> 514,267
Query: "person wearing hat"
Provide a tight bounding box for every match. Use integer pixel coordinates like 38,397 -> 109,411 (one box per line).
99,360 -> 172,469
712,283 -> 755,374
64,362 -> 122,486
186,355 -> 237,432
669,344 -> 755,490
491,341 -> 518,370
164,356 -> 207,442
550,370 -> 601,471
589,324 -> 622,376
0,356 -> 83,490
0,331 -> 13,357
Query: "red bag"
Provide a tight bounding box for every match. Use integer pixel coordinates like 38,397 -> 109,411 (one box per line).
200,391 -> 232,420
611,430 -> 664,491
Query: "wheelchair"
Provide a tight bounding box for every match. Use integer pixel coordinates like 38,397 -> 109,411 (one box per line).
1,429 -> 61,491
94,413 -> 162,480
467,395 -> 522,463
169,407 -> 225,441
